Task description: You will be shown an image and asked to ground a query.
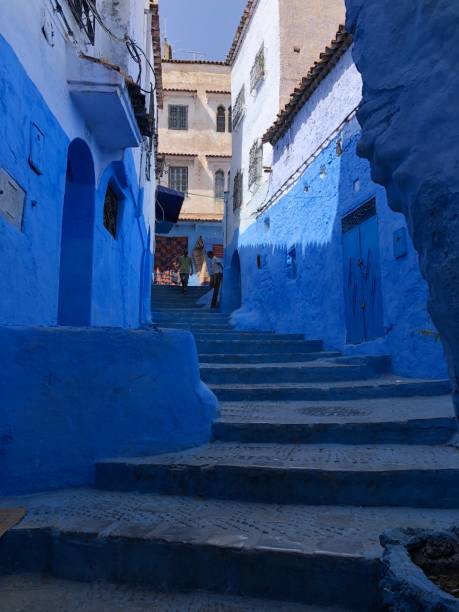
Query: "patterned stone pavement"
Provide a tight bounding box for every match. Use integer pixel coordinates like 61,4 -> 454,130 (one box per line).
2,489 -> 459,559
101,441 -> 459,471
218,396 -> 455,424
0,574 -> 342,612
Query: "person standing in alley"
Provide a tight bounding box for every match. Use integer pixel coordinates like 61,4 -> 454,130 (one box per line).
178,249 -> 193,294
208,250 -> 223,308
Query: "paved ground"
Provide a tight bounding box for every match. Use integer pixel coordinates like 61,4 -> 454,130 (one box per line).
218,396 -> 455,424
2,489 -> 459,559
0,574 -> 342,612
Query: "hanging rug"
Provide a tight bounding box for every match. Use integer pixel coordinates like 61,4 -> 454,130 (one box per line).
0,508 -> 26,539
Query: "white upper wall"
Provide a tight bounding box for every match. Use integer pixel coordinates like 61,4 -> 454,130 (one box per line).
229,0 -> 281,238
270,48 -> 362,196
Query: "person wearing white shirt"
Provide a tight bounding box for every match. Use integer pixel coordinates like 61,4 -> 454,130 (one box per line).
207,250 -> 223,308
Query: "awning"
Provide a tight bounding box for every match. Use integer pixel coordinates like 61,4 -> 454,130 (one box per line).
155,185 -> 185,234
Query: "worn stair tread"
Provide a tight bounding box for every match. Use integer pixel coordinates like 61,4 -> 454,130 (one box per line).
217,396 -> 455,425
0,575 -> 339,612
2,489 -> 459,561
99,442 -> 459,472
201,362 -> 367,370
198,352 -> 342,363
210,376 -> 450,390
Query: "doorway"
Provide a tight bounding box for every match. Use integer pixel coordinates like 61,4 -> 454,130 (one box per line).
342,198 -> 384,344
57,139 -> 95,326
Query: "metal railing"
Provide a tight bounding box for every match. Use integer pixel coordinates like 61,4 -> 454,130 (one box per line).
67,0 -> 96,44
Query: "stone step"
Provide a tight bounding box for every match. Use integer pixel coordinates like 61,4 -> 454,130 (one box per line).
0,574 -> 338,612
96,442 -> 459,508
200,362 -> 376,385
3,490 -> 459,609
198,351 -> 342,364
213,397 -> 457,445
210,377 -> 451,402
196,339 -> 324,355
194,332 -> 307,342
153,311 -> 229,320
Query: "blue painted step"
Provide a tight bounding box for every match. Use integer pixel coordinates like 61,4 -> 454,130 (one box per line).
95,442 -> 459,508
210,378 -> 451,402
196,339 -> 324,355
200,362 -> 376,384
198,351 -> 342,364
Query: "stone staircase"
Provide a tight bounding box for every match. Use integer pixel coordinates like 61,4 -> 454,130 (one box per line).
1,285 -> 458,611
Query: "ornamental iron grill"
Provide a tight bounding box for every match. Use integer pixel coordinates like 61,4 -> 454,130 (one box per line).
103,186 -> 118,238
232,87 -> 245,129
169,166 -> 188,194
250,44 -> 265,91
249,140 -> 263,188
233,170 -> 243,211
67,0 -> 96,44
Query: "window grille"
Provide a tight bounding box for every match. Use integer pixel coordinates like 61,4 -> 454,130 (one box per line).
103,186 -> 118,238
342,198 -> 376,233
169,166 -> 188,194
215,170 -> 225,200
233,170 -> 243,211
67,0 -> 96,44
250,44 -> 265,91
249,140 -> 263,188
228,107 -> 232,133
216,106 -> 226,133
168,105 -> 188,130
232,87 -> 245,129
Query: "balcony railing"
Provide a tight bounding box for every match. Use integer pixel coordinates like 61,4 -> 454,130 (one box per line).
67,0 -> 96,44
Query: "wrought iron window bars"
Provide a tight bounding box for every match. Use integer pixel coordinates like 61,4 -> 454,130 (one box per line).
67,0 -> 96,44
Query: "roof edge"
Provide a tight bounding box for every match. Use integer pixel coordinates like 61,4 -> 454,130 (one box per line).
262,26 -> 352,146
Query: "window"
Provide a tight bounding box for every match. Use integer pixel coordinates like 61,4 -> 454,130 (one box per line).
249,140 -> 263,188
168,105 -> 188,130
232,87 -> 245,129
233,170 -> 243,211
228,107 -> 232,133
216,106 -> 226,133
250,44 -> 265,91
215,170 -> 225,200
169,166 -> 188,194
286,247 -> 297,280
103,186 -> 118,238
67,0 -> 96,44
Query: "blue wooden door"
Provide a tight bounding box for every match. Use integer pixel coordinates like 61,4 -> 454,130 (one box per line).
342,200 -> 384,344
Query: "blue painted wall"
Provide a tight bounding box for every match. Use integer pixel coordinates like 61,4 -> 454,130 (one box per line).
0,35 -> 152,329
226,119 -> 447,379
0,325 -> 217,496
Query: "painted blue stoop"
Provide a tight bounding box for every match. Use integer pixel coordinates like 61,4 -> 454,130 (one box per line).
1,284 -> 457,611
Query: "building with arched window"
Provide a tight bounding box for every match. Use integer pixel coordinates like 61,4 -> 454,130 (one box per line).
156,51 -> 231,285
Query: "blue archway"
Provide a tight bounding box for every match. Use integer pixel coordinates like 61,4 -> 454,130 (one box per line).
58,139 -> 95,326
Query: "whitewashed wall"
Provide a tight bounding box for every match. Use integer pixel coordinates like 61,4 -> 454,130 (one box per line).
228,0 -> 281,243
269,49 -> 362,197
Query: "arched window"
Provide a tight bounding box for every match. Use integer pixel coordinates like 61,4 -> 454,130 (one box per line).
215,170 -> 225,200
228,106 -> 232,133
216,106 -> 226,133
103,185 -> 119,238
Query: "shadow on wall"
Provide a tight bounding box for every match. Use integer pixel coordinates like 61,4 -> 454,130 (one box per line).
225,124 -> 447,379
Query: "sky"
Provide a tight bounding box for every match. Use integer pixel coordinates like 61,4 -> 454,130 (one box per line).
159,0 -> 248,61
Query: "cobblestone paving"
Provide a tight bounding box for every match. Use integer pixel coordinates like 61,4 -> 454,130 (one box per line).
0,575 -> 334,612
104,441 -> 459,471
218,397 -> 455,424
2,490 -> 459,558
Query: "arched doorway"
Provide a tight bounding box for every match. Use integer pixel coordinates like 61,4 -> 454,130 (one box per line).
58,139 -> 95,326
230,249 -> 242,310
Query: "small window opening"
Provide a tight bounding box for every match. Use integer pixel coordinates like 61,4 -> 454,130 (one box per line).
103,185 -> 119,238
216,106 -> 226,133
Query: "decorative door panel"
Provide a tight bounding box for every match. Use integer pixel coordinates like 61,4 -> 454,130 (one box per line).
342,199 -> 384,344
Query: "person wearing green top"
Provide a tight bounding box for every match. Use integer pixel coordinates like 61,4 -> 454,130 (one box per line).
177,250 -> 193,293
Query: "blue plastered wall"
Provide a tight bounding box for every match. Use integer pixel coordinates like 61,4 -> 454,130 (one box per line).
228,118 -> 447,379
0,35 -> 151,329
